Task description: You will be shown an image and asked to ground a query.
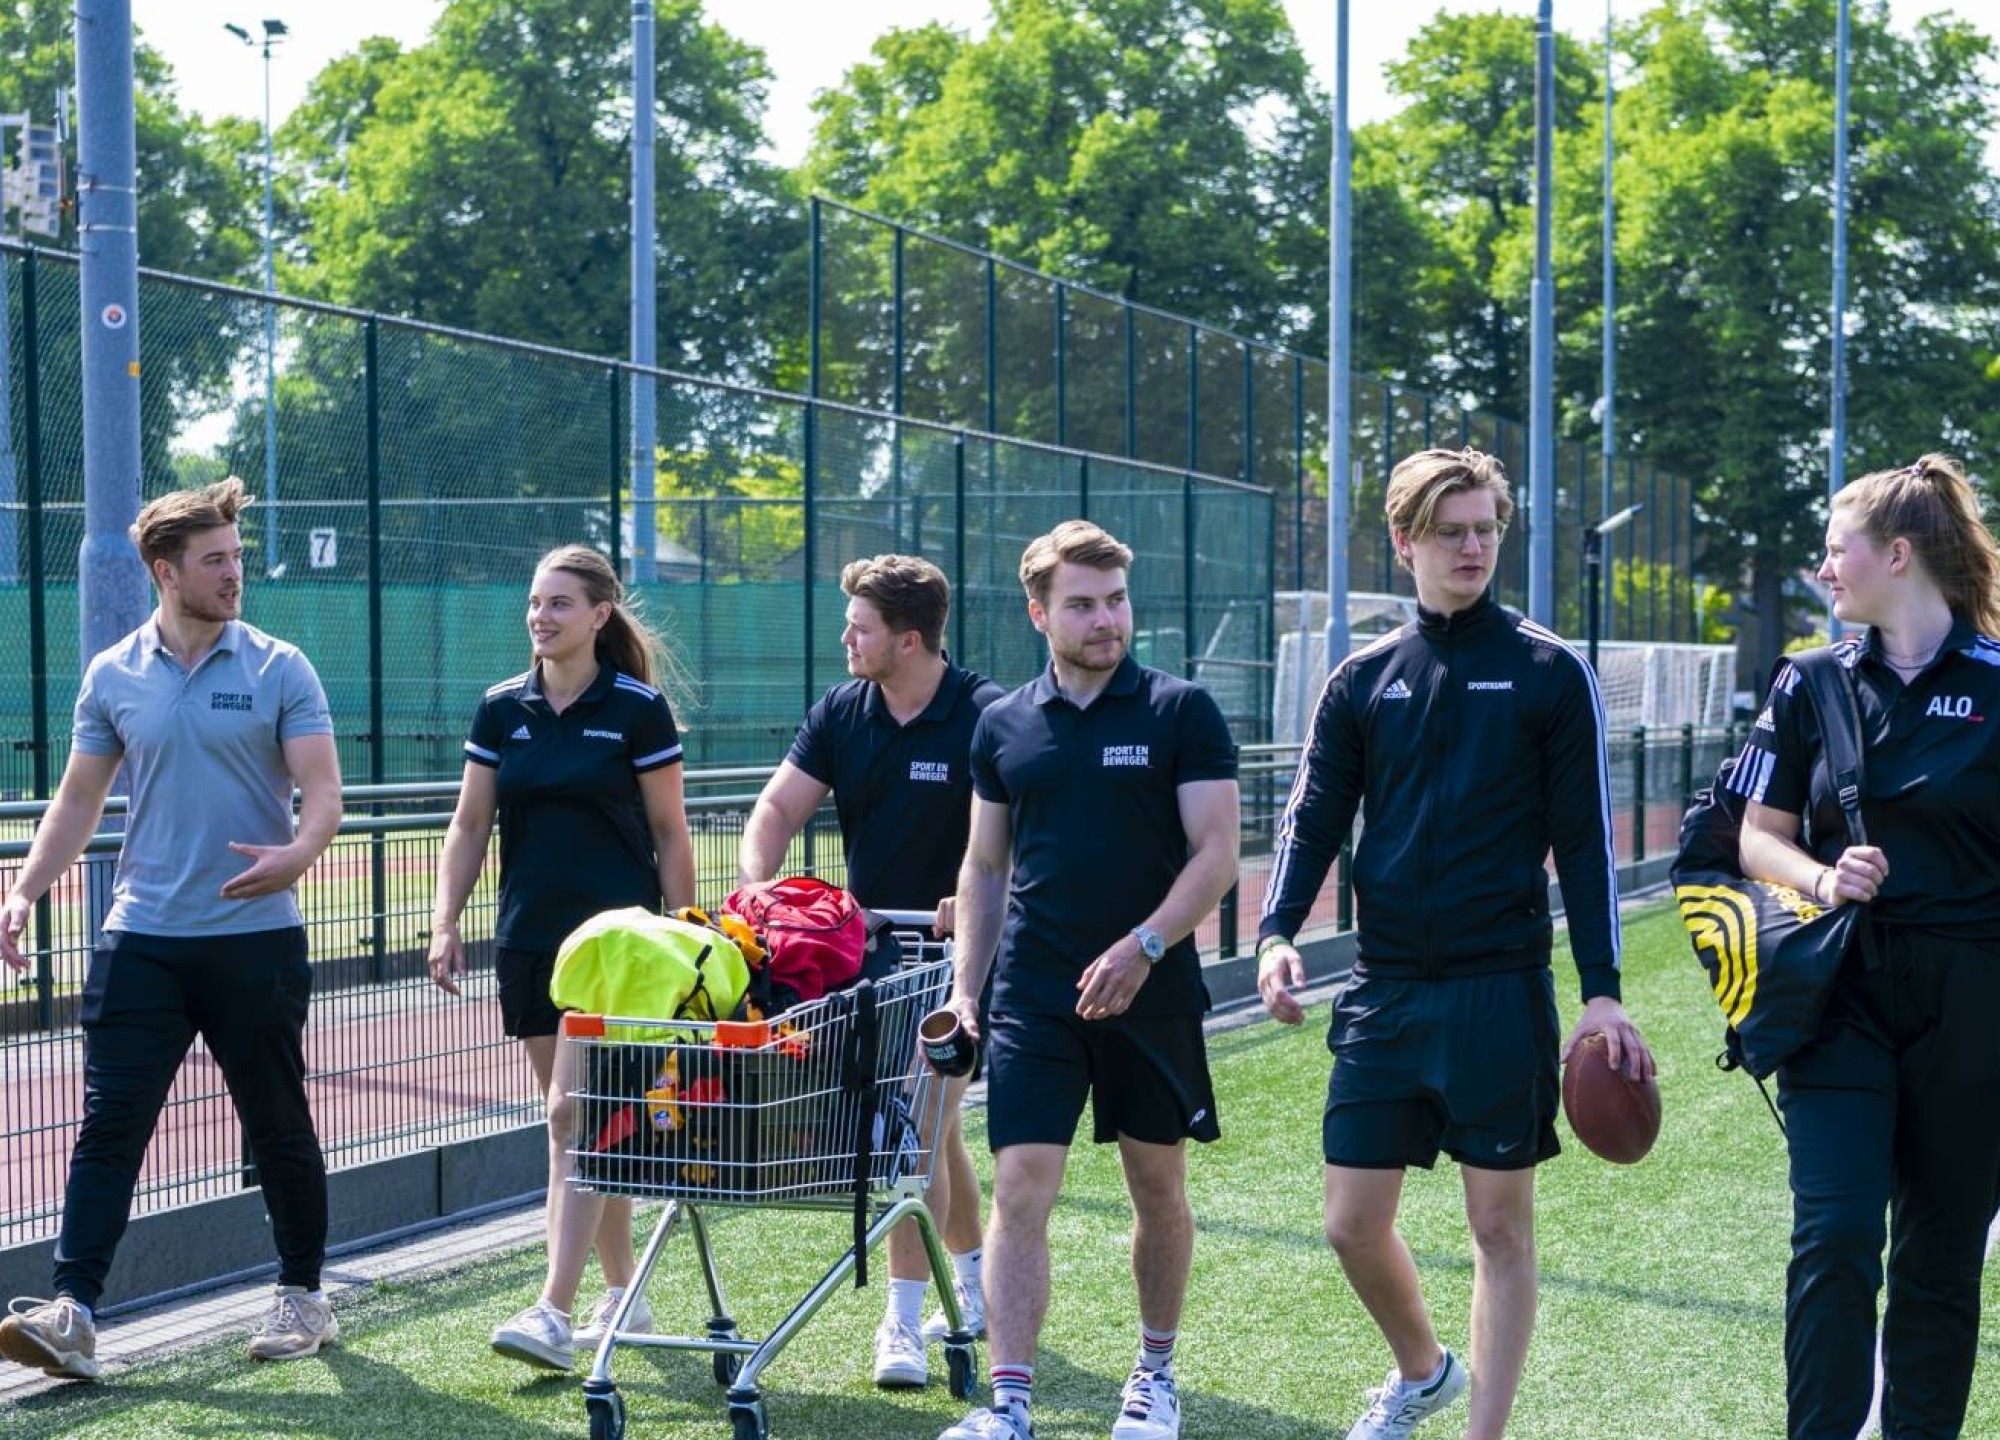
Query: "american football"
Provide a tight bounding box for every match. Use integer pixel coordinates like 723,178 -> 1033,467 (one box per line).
1562,1031 -> 1662,1164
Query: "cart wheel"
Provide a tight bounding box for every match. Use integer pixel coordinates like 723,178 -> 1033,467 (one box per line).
728,1398 -> 768,1440
585,1388 -> 626,1440
945,1343 -> 978,1400
713,1350 -> 742,1386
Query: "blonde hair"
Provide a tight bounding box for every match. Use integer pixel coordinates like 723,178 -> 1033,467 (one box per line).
842,554 -> 951,653
1833,454 -> 2000,636
130,476 -> 251,572
1384,449 -> 1514,573
1018,520 -> 1134,605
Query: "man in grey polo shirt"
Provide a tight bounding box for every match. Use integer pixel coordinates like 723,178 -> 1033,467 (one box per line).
0,477 -> 344,1380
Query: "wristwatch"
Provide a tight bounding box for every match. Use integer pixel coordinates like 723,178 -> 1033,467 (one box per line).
1131,925 -> 1167,962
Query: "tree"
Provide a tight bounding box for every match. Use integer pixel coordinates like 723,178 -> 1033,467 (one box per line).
285,0 -> 801,379
1562,0 -> 2000,680
800,0 -> 1326,346
1364,11 -> 1599,413
0,5 -> 265,280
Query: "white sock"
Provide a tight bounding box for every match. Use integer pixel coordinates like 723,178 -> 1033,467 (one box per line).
888,1277 -> 928,1328
951,1248 -> 983,1292
1405,1351 -> 1448,1386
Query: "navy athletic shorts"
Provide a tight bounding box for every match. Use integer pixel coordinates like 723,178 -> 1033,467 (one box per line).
496,946 -> 562,1039
1321,966 -> 1560,1171
984,1005 -> 1220,1150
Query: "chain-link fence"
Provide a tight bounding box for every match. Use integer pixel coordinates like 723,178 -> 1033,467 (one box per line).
812,197 -> 1702,644
1,240 -> 1273,798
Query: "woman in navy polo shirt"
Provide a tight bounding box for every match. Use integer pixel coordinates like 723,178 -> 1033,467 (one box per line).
426,544 -> 696,1370
1735,455 -> 2000,1440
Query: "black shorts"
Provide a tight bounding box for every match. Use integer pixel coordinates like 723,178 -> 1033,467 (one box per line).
985,1006 -> 1220,1150
1322,966 -> 1560,1171
496,947 -> 562,1039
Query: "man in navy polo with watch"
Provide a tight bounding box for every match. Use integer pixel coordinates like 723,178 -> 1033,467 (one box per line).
935,521 -> 1240,1440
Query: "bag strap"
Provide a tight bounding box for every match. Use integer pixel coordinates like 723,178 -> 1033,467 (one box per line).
1791,646 -> 1881,970
1790,648 -> 1868,848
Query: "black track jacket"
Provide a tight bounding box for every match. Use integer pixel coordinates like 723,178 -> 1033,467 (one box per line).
1259,594 -> 1622,1001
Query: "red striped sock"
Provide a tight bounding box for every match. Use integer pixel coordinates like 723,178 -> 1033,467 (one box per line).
991,1362 -> 1034,1413
1139,1324 -> 1177,1372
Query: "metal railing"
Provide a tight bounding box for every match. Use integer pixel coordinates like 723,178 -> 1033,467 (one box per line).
1,730 -> 1730,1250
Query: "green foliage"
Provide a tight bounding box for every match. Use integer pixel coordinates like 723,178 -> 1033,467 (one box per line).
283,0 -> 802,379
1610,557 -> 1736,644
652,440 -> 803,582
1364,11 -> 1599,404
0,3 -> 264,281
800,0 -> 1328,347
1559,1 -> 2000,672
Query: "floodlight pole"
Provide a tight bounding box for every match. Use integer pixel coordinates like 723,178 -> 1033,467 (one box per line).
1601,1 -> 1616,523
629,0 -> 658,583
0,111 -> 22,585
76,0 -> 148,660
1585,503 -> 1643,674
1528,0 -> 1556,625
1828,0 -> 1850,641
1323,0 -> 1351,676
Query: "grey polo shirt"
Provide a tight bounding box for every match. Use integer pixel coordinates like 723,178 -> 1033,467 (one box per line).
72,616 -> 335,937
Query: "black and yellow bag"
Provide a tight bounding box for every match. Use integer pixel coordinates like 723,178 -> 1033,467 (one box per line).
1671,648 -> 1870,1082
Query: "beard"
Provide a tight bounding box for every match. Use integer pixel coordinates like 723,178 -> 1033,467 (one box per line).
178,590 -> 241,625
1049,629 -> 1127,673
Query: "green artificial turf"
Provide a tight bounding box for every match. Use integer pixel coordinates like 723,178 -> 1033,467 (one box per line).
7,899 -> 1998,1439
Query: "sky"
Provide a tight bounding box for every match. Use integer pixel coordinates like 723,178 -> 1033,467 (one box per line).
129,0 -> 1989,166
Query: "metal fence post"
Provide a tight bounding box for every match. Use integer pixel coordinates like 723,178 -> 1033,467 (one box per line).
22,251 -> 54,1028
1054,280 -> 1066,449
1291,354 -> 1304,591
1631,725 -> 1648,861
608,367 -> 624,578
1183,472 -> 1197,679
1680,722 -> 1695,813
953,434 -> 967,661
366,316 -> 388,977
1123,305 -> 1137,460
985,255 -> 998,437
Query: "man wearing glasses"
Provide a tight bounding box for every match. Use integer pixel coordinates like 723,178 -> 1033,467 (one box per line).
1253,448 -> 1653,1440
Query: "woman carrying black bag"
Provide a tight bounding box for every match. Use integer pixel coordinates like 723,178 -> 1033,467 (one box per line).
1731,454 -> 2000,1440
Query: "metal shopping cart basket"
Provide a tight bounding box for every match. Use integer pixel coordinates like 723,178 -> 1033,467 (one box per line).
560,912 -> 977,1440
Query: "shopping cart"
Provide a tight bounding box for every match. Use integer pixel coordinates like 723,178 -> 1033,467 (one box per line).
560,911 -> 978,1440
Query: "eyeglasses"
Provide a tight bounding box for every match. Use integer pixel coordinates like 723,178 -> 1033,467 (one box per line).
1427,521 -> 1506,549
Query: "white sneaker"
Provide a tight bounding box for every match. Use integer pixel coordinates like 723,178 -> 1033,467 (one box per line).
939,1400 -> 1035,1440
490,1302 -> 575,1370
574,1288 -> 654,1345
921,1277 -> 987,1342
0,1296 -> 100,1380
1345,1350 -> 1469,1440
873,1316 -> 929,1388
246,1286 -> 339,1362
1111,1365 -> 1181,1440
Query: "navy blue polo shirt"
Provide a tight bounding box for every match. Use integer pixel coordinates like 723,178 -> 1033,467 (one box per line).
969,655 -> 1238,1018
787,662 -> 1003,911
464,662 -> 683,950
1728,616 -> 2000,936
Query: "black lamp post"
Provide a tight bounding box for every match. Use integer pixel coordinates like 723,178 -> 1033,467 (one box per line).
1584,502 -> 1644,674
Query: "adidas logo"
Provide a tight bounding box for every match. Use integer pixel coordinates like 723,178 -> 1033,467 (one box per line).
510,725 -> 531,740
1383,678 -> 1413,701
